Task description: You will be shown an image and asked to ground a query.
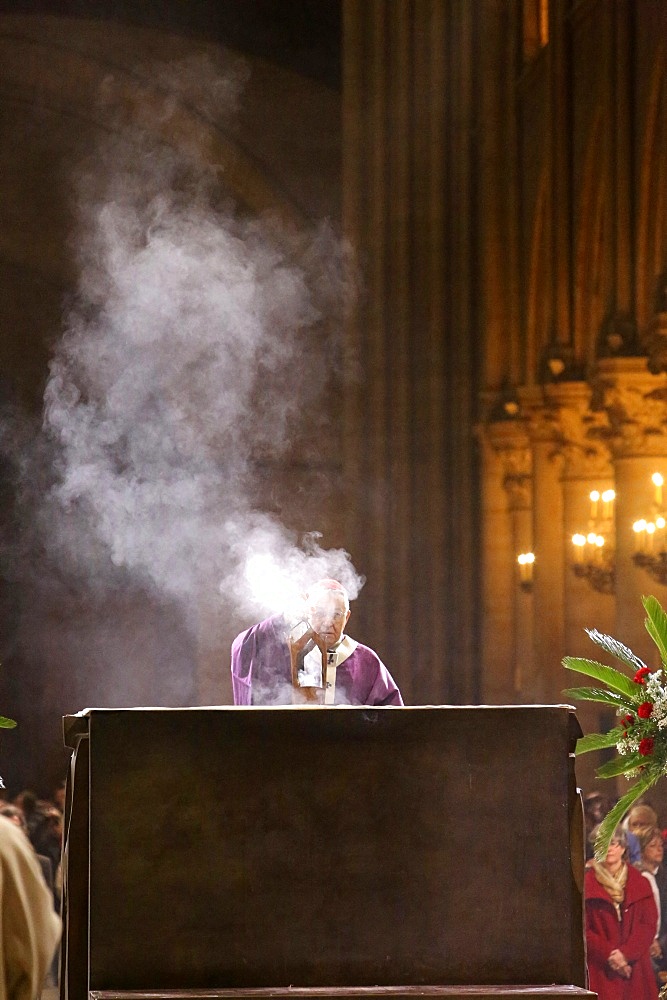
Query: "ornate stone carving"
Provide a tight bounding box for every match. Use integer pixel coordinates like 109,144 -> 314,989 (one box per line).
483,420 -> 532,511
538,382 -> 613,479
595,358 -> 667,458
503,473 -> 533,512
642,310 -> 667,376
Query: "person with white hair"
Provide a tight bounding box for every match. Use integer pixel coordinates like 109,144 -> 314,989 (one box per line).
585,824 -> 657,1000
231,578 -> 403,706
0,814 -> 61,1000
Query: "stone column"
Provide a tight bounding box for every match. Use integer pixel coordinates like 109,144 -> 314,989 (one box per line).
518,387 -> 564,704
597,358 -> 667,660
550,381 -> 615,792
477,428 -> 516,704
547,381 -> 615,650
484,420 -> 533,701
341,0 -> 479,703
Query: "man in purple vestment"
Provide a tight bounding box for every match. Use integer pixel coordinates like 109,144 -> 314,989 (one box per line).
231,578 -> 403,706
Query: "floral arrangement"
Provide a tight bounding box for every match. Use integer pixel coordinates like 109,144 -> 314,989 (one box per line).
563,594 -> 667,860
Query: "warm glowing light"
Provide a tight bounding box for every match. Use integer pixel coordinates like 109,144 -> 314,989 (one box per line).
647,522 -> 657,535
634,520 -> 647,532
589,490 -> 600,519
572,534 -> 586,546
658,517 -> 666,529
595,535 -> 605,548
602,490 -> 615,503
653,473 -> 664,488
517,552 -> 535,586
587,532 -> 597,544
243,553 -> 299,613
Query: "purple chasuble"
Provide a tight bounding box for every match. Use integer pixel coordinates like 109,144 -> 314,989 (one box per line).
231,614 -> 403,706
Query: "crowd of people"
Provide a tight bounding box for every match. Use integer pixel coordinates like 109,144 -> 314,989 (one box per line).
0,781 -> 63,1000
584,793 -> 667,1000
0,783 -> 65,920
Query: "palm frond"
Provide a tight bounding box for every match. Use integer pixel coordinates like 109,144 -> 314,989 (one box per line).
584,629 -> 647,672
594,769 -> 661,861
596,754 -> 643,778
576,728 -> 625,755
643,595 -> 667,665
563,686 -> 633,709
562,656 -> 638,699
0,717 -> 16,729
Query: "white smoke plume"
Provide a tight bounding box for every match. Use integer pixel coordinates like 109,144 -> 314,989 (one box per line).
3,56 -> 364,677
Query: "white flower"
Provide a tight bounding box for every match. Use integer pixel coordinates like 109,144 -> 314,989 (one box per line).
617,736 -> 640,755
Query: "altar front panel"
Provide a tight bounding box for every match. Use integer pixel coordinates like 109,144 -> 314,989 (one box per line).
62,706 -> 585,997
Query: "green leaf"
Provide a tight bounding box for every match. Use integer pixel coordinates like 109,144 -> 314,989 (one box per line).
596,753 -> 643,778
643,595 -> 667,665
0,717 -> 16,729
584,630 -> 647,672
562,656 -> 638,699
562,686 -> 633,709
594,769 -> 661,861
576,728 -> 625,755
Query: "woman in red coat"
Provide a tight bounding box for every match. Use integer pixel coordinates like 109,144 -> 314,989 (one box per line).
585,825 -> 658,1000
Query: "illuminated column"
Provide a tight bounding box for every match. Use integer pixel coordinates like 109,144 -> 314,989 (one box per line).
550,381 -> 615,791
547,382 -> 615,651
478,427 -> 518,703
484,419 -> 533,701
518,387 -> 564,704
597,357 -> 667,660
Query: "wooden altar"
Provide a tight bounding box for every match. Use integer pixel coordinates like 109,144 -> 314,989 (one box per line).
60,706 -> 593,1000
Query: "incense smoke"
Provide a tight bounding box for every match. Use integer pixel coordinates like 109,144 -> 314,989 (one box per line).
0,55 -> 364,714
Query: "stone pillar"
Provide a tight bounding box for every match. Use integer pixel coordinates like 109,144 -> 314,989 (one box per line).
341,0 -> 479,703
597,358 -> 667,660
547,381 -> 615,652
518,387 -> 564,704
477,428 -> 517,704
484,420 -> 533,701
550,382 -> 615,792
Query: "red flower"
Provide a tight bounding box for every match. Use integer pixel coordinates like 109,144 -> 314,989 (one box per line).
638,702 -> 654,719
634,667 -> 652,684
623,714 -> 635,727
639,737 -> 655,757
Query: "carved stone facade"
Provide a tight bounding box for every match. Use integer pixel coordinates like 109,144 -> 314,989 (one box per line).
477,1 -> 667,787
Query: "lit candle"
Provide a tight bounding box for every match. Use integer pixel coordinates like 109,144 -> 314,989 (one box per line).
602,489 -> 615,520
572,534 -> 586,564
594,535 -> 605,565
589,490 -> 600,520
517,552 -> 535,584
653,472 -> 664,508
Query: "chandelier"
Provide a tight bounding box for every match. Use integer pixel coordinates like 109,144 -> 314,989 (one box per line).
632,474 -> 667,584
570,489 -> 615,594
